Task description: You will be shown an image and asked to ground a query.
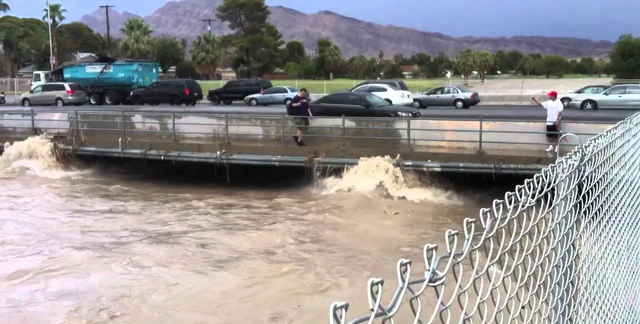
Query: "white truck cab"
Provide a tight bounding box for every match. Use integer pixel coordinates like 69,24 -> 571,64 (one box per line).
31,71 -> 51,90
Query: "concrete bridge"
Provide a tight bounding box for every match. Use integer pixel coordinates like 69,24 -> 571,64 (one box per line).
0,108 -> 617,174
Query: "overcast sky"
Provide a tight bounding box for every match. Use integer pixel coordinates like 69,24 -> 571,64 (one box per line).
5,0 -> 637,41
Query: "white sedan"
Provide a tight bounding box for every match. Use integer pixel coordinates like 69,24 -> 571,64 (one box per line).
351,83 -> 413,106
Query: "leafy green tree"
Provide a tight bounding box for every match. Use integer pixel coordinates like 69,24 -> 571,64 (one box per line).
594,59 -> 608,77
57,22 -> 107,56
216,0 -> 283,77
579,57 -> 595,74
568,59 -> 579,74
42,3 -> 66,68
190,33 -> 222,78
0,16 -> 49,76
609,34 -> 640,79
429,52 -> 452,78
154,36 -> 184,74
455,49 -> 476,83
348,55 -> 370,79
507,50 -> 524,71
494,50 -> 510,73
315,38 -> 343,79
534,55 -> 568,78
119,18 -> 154,59
474,50 -> 494,81
0,0 -> 10,12
281,40 -> 306,64
175,61 -> 198,79
516,56 -> 535,76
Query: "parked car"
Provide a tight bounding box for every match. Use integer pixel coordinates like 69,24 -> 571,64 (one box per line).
20,82 -> 86,107
130,79 -> 203,106
349,79 -> 410,92
0,92 -> 5,105
309,91 -> 421,117
207,78 -> 273,105
558,85 -> 610,108
569,84 -> 640,110
412,85 -> 480,109
350,83 -> 413,106
244,86 -> 299,106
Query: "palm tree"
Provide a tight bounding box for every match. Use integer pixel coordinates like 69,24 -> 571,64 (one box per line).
348,55 -> 369,79
42,3 -> 66,68
455,49 -> 477,85
0,0 -> 10,12
190,33 -> 222,78
119,18 -> 154,59
474,50 -> 495,82
320,44 -> 342,79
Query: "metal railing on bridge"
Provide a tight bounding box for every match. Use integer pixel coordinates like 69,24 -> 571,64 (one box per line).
0,108 -> 606,155
327,113 -> 640,323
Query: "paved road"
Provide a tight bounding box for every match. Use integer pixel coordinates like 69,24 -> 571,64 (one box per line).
0,104 -> 634,122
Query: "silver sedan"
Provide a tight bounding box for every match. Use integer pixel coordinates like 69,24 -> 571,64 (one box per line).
243,86 -> 299,106
412,85 -> 480,109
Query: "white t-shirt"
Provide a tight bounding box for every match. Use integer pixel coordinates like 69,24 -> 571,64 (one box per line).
542,99 -> 563,124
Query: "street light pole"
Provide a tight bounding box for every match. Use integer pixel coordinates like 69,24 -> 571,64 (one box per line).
202,18 -> 216,33
46,0 -> 54,71
99,4 -> 115,56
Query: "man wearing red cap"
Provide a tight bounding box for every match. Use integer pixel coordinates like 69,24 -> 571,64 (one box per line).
532,91 -> 563,152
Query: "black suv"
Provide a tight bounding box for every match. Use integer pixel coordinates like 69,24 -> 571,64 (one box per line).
349,80 -> 410,91
130,79 -> 203,106
207,78 -> 273,105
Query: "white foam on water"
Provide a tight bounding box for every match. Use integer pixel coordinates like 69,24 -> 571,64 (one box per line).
321,155 -> 463,204
0,136 -> 90,179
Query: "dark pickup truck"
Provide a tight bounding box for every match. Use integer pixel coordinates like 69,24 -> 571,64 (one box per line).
207,78 -> 273,105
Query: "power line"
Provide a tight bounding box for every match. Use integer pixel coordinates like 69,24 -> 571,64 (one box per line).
99,4 -> 115,57
202,18 -> 217,33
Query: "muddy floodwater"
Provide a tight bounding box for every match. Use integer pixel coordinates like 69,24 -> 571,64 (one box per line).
0,136 -> 506,324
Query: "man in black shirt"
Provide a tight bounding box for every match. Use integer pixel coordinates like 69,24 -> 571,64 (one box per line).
289,88 -> 312,146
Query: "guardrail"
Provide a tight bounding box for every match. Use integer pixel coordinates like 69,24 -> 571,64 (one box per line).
0,109 -> 610,154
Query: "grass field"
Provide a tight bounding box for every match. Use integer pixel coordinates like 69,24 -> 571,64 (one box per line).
199,79 -> 446,94
197,76 -> 616,95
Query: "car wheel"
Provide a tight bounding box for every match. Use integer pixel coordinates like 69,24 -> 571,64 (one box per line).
412,100 -> 423,108
104,92 -> 116,105
284,98 -> 292,107
561,97 -> 571,108
169,95 -> 181,106
581,100 -> 597,110
55,98 -> 64,107
454,99 -> 465,109
190,101 -> 196,106
222,100 -> 232,105
22,98 -> 31,107
249,98 -> 258,106
209,95 -> 221,105
132,96 -> 143,105
89,93 -> 102,105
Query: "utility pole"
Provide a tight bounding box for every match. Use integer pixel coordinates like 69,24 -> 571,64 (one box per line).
202,18 -> 216,33
99,4 -> 115,56
45,0 -> 54,70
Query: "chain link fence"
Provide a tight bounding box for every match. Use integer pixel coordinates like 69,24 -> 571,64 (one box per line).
328,113 -> 640,323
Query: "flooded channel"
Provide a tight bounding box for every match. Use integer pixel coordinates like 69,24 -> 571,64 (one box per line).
0,136 -> 510,324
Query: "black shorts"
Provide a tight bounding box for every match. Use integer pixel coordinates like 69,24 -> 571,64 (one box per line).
293,117 -> 309,131
546,124 -> 559,139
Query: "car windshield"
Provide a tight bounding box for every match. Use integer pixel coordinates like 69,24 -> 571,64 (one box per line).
458,86 -> 473,92
365,94 -> 389,107
286,87 -> 299,92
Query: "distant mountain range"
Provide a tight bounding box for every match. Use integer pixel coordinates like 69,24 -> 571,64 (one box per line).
78,0 -> 614,58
